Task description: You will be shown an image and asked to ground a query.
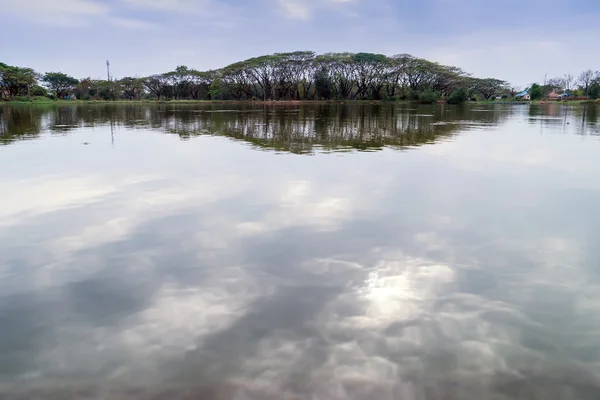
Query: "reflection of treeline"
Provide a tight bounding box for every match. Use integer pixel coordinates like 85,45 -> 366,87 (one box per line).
2,53 -> 510,103
162,105 -> 514,153
0,104 -> 516,152
0,106 -> 46,143
527,103 -> 600,136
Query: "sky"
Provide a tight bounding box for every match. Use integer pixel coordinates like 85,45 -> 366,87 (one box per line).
2,0 -> 600,87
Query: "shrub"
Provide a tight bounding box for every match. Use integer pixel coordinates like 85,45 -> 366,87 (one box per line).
31,85 -> 47,97
530,83 -> 542,100
418,90 -> 439,104
447,88 -> 468,104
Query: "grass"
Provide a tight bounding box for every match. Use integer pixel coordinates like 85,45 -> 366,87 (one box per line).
2,97 -> 599,106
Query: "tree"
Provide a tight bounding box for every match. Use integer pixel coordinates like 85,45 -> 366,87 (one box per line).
578,70 -> 598,98
530,83 -> 542,100
509,86 -> 521,97
352,52 -> 389,100
563,74 -> 574,91
547,77 -> 564,91
3,50 -> 514,103
143,74 -> 169,100
447,87 -> 468,104
74,77 -> 97,100
0,64 -> 38,98
314,67 -> 332,100
42,72 -> 78,98
119,77 -> 145,100
221,62 -> 255,100
473,78 -> 508,100
418,90 -> 439,104
588,77 -> 600,99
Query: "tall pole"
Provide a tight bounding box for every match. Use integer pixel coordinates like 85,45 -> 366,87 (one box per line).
106,60 -> 111,82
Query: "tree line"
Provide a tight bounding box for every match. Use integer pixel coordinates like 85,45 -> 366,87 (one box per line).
523,71 -> 600,100
2,52 -> 599,103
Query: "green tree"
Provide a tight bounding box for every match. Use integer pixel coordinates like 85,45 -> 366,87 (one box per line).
578,70 -> 598,98
42,72 -> 78,99
208,77 -> 225,100
588,78 -> 600,99
0,64 -> 38,98
530,83 -> 542,100
3,51 -> 515,103
314,67 -> 332,100
447,87 -> 468,104
119,77 -> 145,100
143,74 -> 169,100
418,90 -> 439,104
473,78 -> 508,100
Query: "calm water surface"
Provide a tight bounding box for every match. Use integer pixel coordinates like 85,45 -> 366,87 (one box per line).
1,103 -> 600,399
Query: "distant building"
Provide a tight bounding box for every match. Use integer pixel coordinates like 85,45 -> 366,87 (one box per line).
559,91 -> 572,99
515,89 -> 531,100
548,92 -> 560,99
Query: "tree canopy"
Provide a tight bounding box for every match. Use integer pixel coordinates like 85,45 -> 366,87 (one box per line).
42,72 -> 79,99
2,52 -> 598,102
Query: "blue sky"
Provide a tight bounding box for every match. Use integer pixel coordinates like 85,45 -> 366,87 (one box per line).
3,0 -> 600,87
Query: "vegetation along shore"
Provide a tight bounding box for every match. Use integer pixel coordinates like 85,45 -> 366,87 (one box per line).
2,51 -> 599,104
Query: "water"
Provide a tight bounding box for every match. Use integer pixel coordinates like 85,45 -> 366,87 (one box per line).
1,103 -> 600,399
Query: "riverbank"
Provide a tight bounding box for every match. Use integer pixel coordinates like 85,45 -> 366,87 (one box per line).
2,97 -> 599,106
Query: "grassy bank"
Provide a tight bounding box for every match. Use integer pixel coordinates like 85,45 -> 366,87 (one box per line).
2,97 -> 406,105
2,97 -> 599,106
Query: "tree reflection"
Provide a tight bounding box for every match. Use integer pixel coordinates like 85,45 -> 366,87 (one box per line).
2,103 -> 598,151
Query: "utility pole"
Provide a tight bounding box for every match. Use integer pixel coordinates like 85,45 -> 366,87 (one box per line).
106,60 -> 111,82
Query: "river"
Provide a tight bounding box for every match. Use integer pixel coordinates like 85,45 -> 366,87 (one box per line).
1,102 -> 600,399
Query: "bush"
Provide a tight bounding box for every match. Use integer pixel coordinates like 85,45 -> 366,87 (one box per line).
31,85 -> 47,97
572,89 -> 584,97
418,90 -> 439,104
530,83 -> 542,100
447,88 -> 468,104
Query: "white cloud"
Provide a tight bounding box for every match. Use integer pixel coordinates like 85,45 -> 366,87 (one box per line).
110,17 -> 156,29
122,0 -> 211,12
0,175 -> 118,226
277,0 -> 311,20
423,27 -> 600,86
3,0 -> 109,25
277,0 -> 357,20
2,0 -> 159,28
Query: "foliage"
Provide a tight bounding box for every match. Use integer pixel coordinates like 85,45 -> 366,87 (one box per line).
471,78 -> 508,100
42,72 -> 78,98
529,83 -> 543,100
31,85 -> 47,97
418,90 -> 439,104
0,63 -> 38,98
447,88 -> 468,104
578,70 -> 599,98
5,54 -> 599,104
588,79 -> 600,99
571,89 -> 584,97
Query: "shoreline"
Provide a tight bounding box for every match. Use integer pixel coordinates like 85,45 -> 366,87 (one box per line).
1,98 -> 598,106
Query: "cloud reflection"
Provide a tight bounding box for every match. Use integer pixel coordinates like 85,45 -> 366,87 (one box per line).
1,105 -> 600,398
